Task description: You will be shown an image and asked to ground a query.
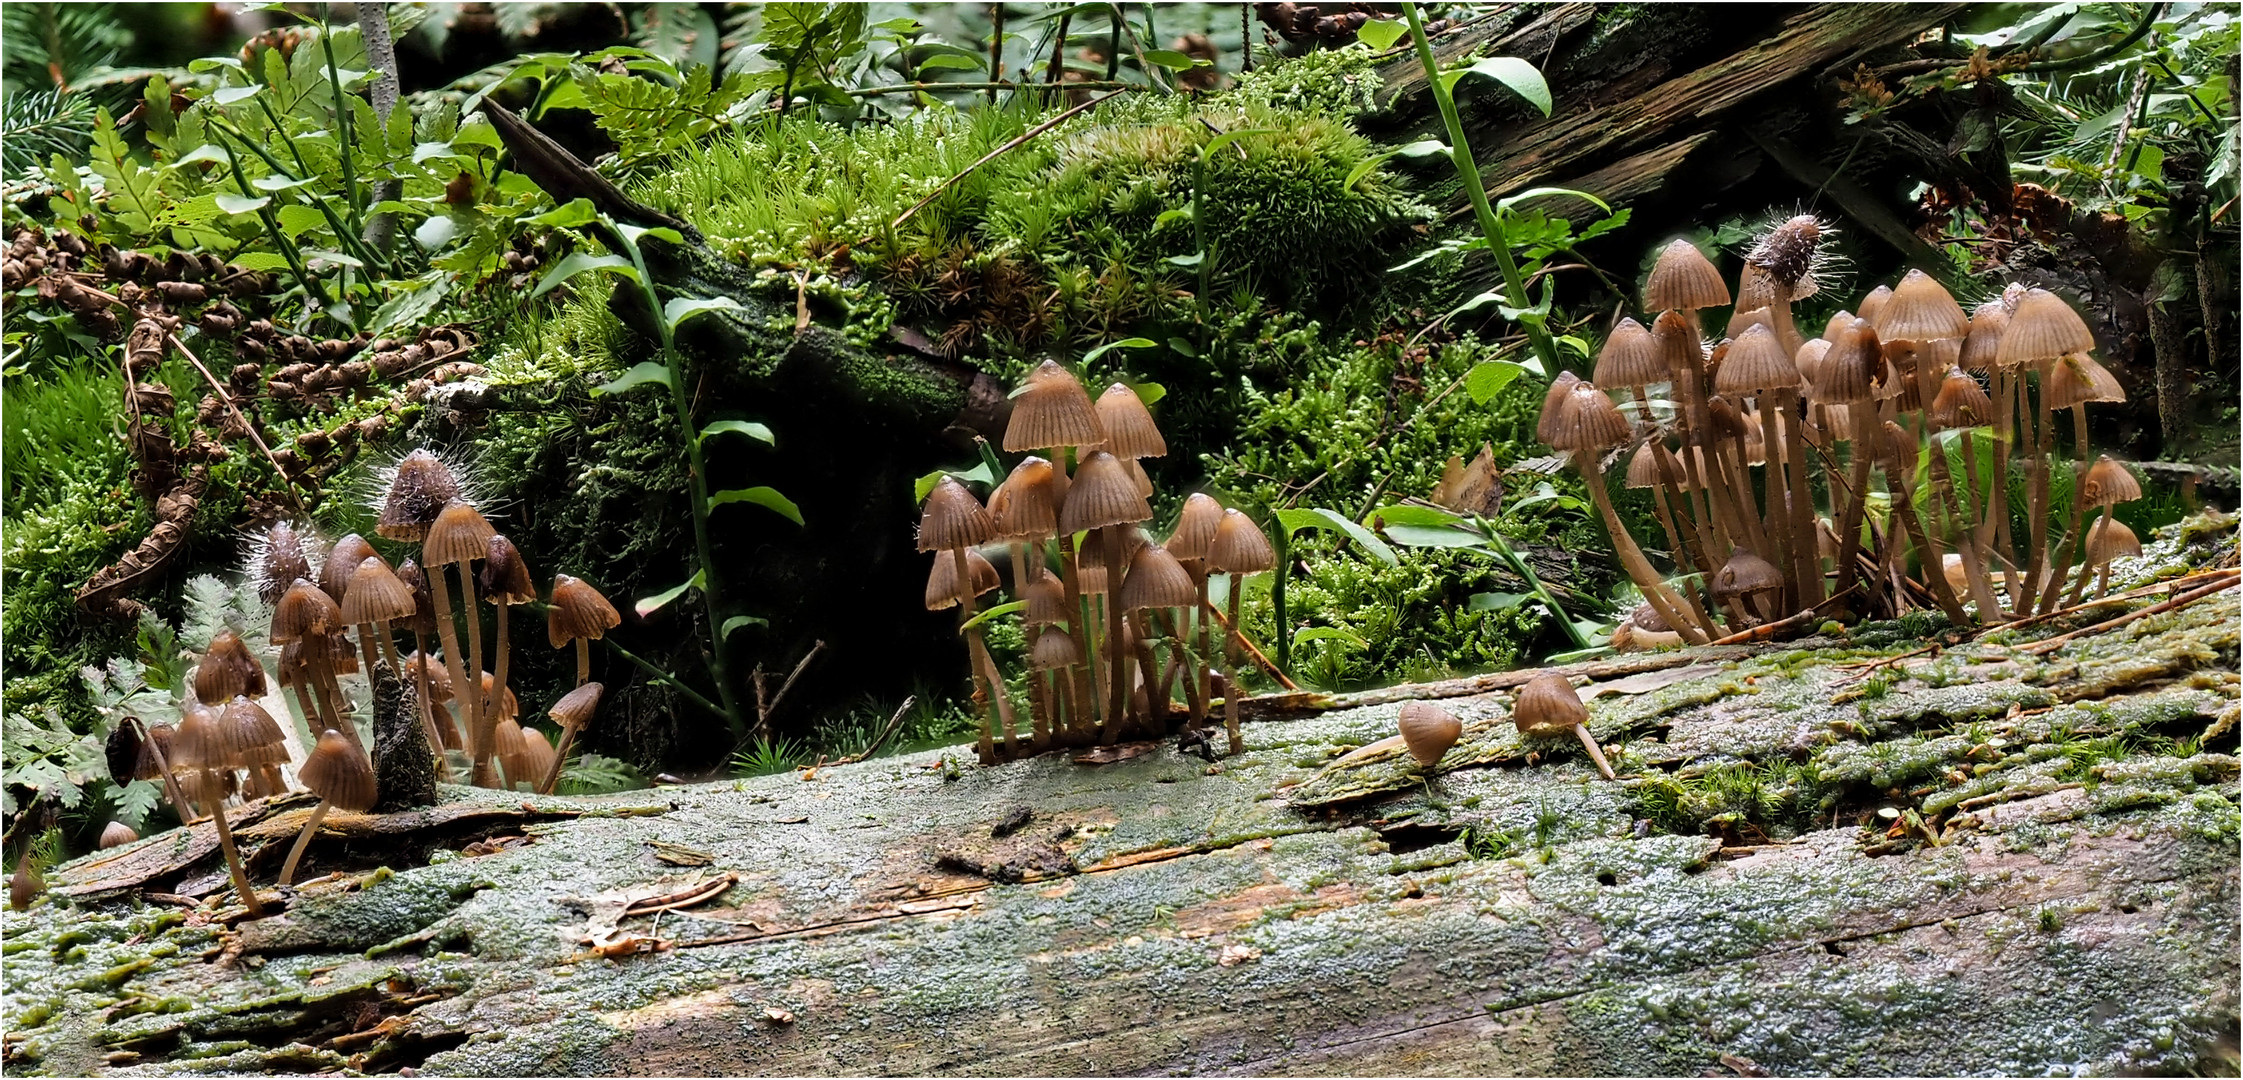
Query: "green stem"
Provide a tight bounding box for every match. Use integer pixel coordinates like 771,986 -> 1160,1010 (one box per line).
211,129 -> 327,310
601,637 -> 727,721
317,4 -> 365,235
1272,523 -> 1291,673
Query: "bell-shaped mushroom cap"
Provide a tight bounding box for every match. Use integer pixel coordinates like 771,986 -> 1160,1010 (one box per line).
255,522 -> 313,605
1709,546 -> 1784,600
1713,323 -> 1800,397
1856,284 -> 1894,326
406,651 -> 454,703
2042,352 -> 2125,410
171,705 -> 229,772
324,630 -> 360,675
1208,510 -> 1276,576
2085,516 -> 2143,564
275,639 -> 309,689
1624,442 -> 1666,489
1167,493 -> 1225,563
396,559 -> 440,636
1030,626 -> 1081,671
1076,563 -> 1110,595
1927,368 -> 1993,429
918,476 -> 996,552
1794,337 -> 1832,389
1705,396 -> 1747,443
1747,214 -> 1822,293
1874,269 -> 1969,342
1996,288 -> 2096,367
519,726 -> 557,786
272,579 -> 343,644
1644,238 -> 1730,311
476,672 -> 520,721
493,715 -> 530,776
99,821 -> 137,849
1094,383 -> 1166,459
1123,457 -> 1155,499
1958,300 -> 2008,371
1004,360 -> 1106,452
1511,672 -> 1588,736
319,533 -> 376,604
1546,382 -> 1633,454
1594,318 -> 1666,387
1651,308 -> 1705,381
1874,420 -> 1916,473
221,698 -> 289,766
378,449 -> 462,542
1078,523 -> 1149,571
299,729 -> 377,812
1741,408 -> 1768,467
1058,451 -> 1152,534
551,682 -> 605,728
10,851 -> 42,911
342,556 -> 415,627
479,535 -> 537,604
1119,543 -> 1195,610
195,630 -> 267,703
2081,456 -> 2143,508
1397,701 -> 1463,767
1021,577 -> 1069,626
1729,279 -> 1783,338
988,457 -> 1062,540
1809,317 -> 1882,403
1820,309 -> 1857,344
423,499 -> 496,567
547,574 -> 621,647
925,549 -> 1001,610
1535,370 -> 1584,446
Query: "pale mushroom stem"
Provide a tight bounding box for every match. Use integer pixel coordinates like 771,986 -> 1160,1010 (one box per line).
1574,725 -> 1616,781
2021,370 -> 2054,611
953,548 -> 1002,764
1772,389 -> 1822,608
456,564 -> 494,787
202,776 -> 264,916
2067,504 -> 2120,608
1834,405 -> 1878,602
354,622 -> 382,687
1647,444 -> 1725,631
1130,609 -> 1164,732
139,726 -> 198,826
423,566 -> 478,763
1983,368 -> 2022,612
2041,404 -> 2095,615
1888,463 -> 1970,625
290,684 -> 324,758
1101,526 -> 1129,745
411,628 -> 458,760
1193,572 -> 1213,723
492,603 -> 515,730
1223,577 -> 1246,755
1162,608 -> 1203,723
540,720 -> 582,795
1056,531 -> 1098,737
575,639 -> 590,686
1008,541 -> 1051,746
278,800 -> 332,886
312,656 -> 360,754
1579,457 -> 1706,644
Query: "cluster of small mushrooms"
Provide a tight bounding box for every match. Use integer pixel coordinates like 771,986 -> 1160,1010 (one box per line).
1563,216 -> 2144,643
918,361 -> 1278,764
84,449 -> 622,914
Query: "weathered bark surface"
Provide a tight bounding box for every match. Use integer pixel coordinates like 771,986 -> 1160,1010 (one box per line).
5,524 -> 2237,1077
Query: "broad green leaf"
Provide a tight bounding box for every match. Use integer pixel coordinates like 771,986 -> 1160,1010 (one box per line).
1164,252 -> 1204,267
1201,128 -> 1276,160
214,193 -> 270,214
1354,18 -> 1407,50
1464,358 -> 1527,404
914,462 -> 999,502
635,570 -> 705,618
275,204 -> 325,238
1383,524 -> 1491,549
619,223 -> 685,246
1165,337 -> 1197,358
916,54 -> 984,73
1467,591 -> 1534,612
959,600 -> 1026,632
664,295 -> 747,331
1273,508 -> 1399,566
700,420 -> 775,446
412,214 -> 457,249
1082,337 -> 1157,365
593,361 -> 674,395
1363,504 -> 1467,529
1494,185 -> 1609,214
174,144 -> 230,167
710,485 -> 803,525
1153,208 -> 1192,231
721,614 -> 768,639
1142,49 -> 1206,70
250,174 -> 313,191
1127,380 -> 1166,406
528,197 -> 599,228
1460,56 -> 1553,116
211,85 -> 262,106
531,252 -> 638,299
1343,152 -> 1395,190
1292,626 -> 1368,649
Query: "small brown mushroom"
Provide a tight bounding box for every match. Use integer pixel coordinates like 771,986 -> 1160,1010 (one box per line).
1511,673 -> 1615,780
1397,702 -> 1462,768
539,682 -> 605,795
279,729 -> 377,886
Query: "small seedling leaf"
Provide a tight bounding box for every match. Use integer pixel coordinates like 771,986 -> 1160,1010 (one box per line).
593,361 -> 674,396
1384,524 -> 1490,549
1354,18 -> 1407,50
214,193 -> 270,214
1467,591 -> 1535,612
1464,358 -> 1527,404
665,295 -> 746,331
1142,49 -> 1206,70
710,486 -> 803,525
720,615 -> 767,639
700,420 -> 775,446
1082,337 -> 1157,365
528,197 -> 599,228
636,570 -> 705,617
1292,626 -> 1368,649
531,252 -> 638,299
1460,56 -> 1553,116
959,600 -> 1026,632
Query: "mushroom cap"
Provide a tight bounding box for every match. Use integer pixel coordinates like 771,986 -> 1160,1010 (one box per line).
10,853 -> 42,911
1093,383 -> 1166,459
1020,576 -> 1069,626
1746,214 -> 1822,293
1166,493 -> 1226,564
1875,420 -> 1914,473
1995,288 -> 2096,367
1544,381 -> 1632,454
319,533 -> 376,605
299,728 -> 377,811
396,558 -> 440,636
1004,360 -> 1106,452
1121,457 -> 1154,499
378,449 -> 462,542
1709,546 -> 1784,599
1713,322 -> 1800,397
1208,510 -> 1276,576
1873,269 -> 1969,342
1076,563 -> 1110,595
406,651 -> 454,703
133,722 -> 176,782
99,821 -> 137,849
1705,395 -> 1747,443
925,549 -> 1001,610
195,630 -> 267,703
2085,516 -> 2142,563
1650,309 -> 1704,380
493,715 -> 530,777
1511,672 -> 1588,737
1624,442 -> 1664,489
2081,456 -> 2143,508
1594,318 -> 1666,388
272,579 -> 343,644
342,555 -> 416,626
476,673 -> 520,721
550,681 -> 605,728
1794,337 -> 1831,390
918,476 -> 996,552
1397,701 -> 1463,767
988,457 -> 1062,540
1058,452 -> 1153,535
2042,352 -> 2125,410
1928,368 -> 1993,429
1958,300 -> 2009,372
1727,282 -> 1782,339
255,521 -> 313,605
1119,543 -> 1195,610
1808,317 -> 1882,404
423,499 -> 496,567
1856,284 -> 1893,326
220,698 -> 289,766
1820,309 -> 1857,344
519,727 -> 557,786
1645,238 -> 1730,312
1030,626 -> 1081,671
171,705 -> 230,772
1078,523 -> 1149,571
478,535 -> 538,604
1535,370 -> 1584,446
547,574 -> 621,647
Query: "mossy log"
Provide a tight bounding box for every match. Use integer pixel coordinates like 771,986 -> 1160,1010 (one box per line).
5,524 -> 2236,1077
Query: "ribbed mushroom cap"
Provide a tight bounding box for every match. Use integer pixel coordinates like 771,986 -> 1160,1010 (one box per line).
1804,404 -> 1851,450
1512,672 -> 1588,737
275,639 -> 309,689
129,722 -> 175,783
551,682 -> 604,728
477,673 -> 520,721
1794,337 -> 1831,390
1728,281 -> 1782,338
1595,318 -> 1666,387
2042,352 -> 2125,410
272,579 -> 343,644
1535,370 -> 1583,446
988,458 -> 1061,540
1208,510 -> 1276,575
479,535 -> 537,604
1076,564 -> 1109,595
1747,214 -> 1822,294
2081,456 -> 2143,507
396,559 -> 439,636
1397,701 -> 1463,767
1709,546 -> 1784,600
1021,577 -> 1069,626
1645,239 -> 1730,311
342,556 -> 415,626
1650,309 -> 1704,380
171,706 -> 229,772
1874,269 -> 1969,342
1624,442 -> 1666,489
1166,493 -> 1225,564
1546,382 -> 1632,454
1079,524 -> 1150,571
406,652 -> 454,703
1928,368 -> 1993,429
547,574 -> 621,647
493,715 -> 530,776
520,727 -> 557,786
221,698 -> 288,766
1058,452 -> 1152,534
1124,458 -> 1155,499
299,729 -> 376,812
1094,384 -> 1166,459
918,476 -> 996,552
1958,300 -> 2008,371
100,821 -> 137,849
1856,284 -> 1893,326
9,852 -> 41,912
424,500 -> 496,567
1820,310 -> 1857,344
1704,396 -> 1747,443
378,449 -> 462,542
1004,360 -> 1106,452
323,630 -> 360,675
1995,288 -> 2096,366
1119,543 -> 1195,610
1713,323 -> 1800,397
1030,626 -> 1081,671
195,631 -> 267,703
256,522 -> 313,605
925,549 -> 1001,610
1741,409 -> 1767,466
2085,517 -> 2142,564
1809,317 -> 1882,403
319,533 -> 376,604
1875,420 -> 1914,473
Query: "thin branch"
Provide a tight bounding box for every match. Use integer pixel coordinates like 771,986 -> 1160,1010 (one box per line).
888,88 -> 1128,233
2017,572 -> 2239,655
845,79 -> 1135,98
166,333 -> 307,512
833,695 -> 915,765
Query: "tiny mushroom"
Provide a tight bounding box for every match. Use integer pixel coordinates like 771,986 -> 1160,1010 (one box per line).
1511,673 -> 1615,781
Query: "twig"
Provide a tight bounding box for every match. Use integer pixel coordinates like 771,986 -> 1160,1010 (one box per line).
601,637 -> 727,720
1201,600 -> 1300,691
834,696 -> 915,765
1705,587 -> 1859,646
2018,574 -> 2240,655
888,89 -> 1128,233
760,640 -> 825,730
1837,642 -> 1940,683
166,333 -> 306,512
1976,568 -> 2240,639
